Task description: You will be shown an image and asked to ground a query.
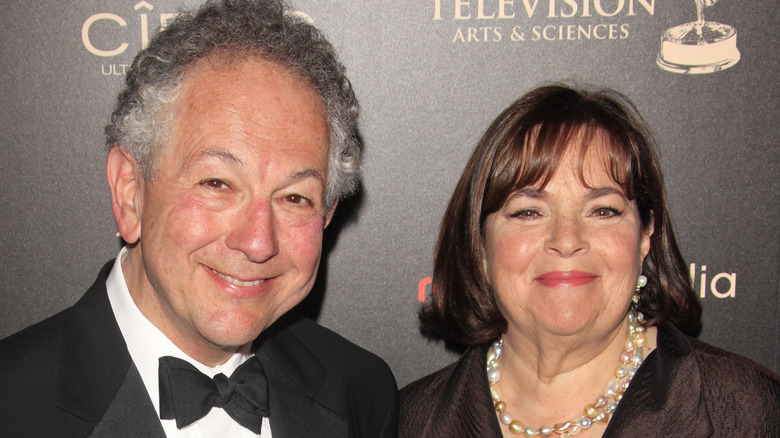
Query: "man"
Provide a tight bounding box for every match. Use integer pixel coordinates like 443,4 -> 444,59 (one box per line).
0,1 -> 397,436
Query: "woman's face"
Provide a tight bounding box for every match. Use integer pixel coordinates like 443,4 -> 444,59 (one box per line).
482,141 -> 653,340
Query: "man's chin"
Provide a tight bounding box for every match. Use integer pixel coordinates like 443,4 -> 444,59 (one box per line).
201,311 -> 278,349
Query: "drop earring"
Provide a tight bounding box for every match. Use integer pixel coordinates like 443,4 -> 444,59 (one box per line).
633,274 -> 647,307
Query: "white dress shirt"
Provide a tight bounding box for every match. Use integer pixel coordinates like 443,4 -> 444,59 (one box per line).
106,247 -> 272,438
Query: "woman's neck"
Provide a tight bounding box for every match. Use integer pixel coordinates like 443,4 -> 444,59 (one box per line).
492,317 -> 657,437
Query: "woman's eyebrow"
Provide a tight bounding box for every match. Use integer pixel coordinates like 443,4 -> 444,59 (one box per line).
511,188 -> 544,199
587,186 -> 625,199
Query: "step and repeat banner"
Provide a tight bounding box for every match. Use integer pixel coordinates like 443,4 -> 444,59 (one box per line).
1,0 -> 777,386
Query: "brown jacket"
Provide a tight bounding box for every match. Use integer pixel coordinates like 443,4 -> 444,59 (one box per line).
400,324 -> 780,437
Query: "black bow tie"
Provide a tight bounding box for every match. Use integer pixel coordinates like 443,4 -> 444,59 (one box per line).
158,355 -> 270,433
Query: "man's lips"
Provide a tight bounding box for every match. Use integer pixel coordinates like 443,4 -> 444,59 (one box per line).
535,271 -> 598,287
207,267 -> 270,287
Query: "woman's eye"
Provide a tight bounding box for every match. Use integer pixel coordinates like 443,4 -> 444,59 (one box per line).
201,179 -> 229,190
511,209 -> 540,219
593,207 -> 621,218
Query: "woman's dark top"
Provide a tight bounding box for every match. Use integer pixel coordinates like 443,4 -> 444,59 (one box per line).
400,324 -> 780,437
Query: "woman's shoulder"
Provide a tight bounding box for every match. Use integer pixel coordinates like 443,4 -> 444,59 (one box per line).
399,347 -> 478,412
399,344 -> 501,438
685,334 -> 780,432
687,335 -> 780,388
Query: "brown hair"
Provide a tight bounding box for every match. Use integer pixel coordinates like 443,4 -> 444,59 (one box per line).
421,84 -> 701,346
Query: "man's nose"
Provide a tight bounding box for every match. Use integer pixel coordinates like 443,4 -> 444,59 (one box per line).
225,199 -> 279,263
543,214 -> 589,257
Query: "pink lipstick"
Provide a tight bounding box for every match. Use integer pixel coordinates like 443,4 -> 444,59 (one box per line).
535,271 -> 597,288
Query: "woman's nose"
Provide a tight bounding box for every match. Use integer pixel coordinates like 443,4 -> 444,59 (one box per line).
543,215 -> 589,257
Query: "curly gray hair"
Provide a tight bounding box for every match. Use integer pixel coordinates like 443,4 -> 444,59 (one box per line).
105,0 -> 360,208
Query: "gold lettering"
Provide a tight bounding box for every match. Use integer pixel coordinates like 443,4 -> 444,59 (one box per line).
560,0 -> 578,17
498,0 -> 516,18
477,0 -> 496,18
594,0 -> 624,17
628,0 -> 654,16
455,0 -> 471,19
521,0 -> 541,17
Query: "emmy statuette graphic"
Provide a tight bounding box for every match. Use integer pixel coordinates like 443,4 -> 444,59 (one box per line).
657,0 -> 740,74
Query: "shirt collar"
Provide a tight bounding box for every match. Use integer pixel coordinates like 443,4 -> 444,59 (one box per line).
105,247 -> 252,415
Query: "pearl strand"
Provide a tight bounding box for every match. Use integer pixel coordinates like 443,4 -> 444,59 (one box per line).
486,310 -> 647,437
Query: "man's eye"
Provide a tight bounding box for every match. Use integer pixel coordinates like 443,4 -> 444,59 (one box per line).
285,194 -> 309,205
201,179 -> 229,189
510,209 -> 540,219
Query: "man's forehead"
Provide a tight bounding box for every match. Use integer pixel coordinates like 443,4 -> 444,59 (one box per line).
184,54 -> 318,97
174,58 -> 326,129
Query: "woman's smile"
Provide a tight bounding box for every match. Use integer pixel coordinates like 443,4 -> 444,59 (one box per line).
534,270 -> 599,288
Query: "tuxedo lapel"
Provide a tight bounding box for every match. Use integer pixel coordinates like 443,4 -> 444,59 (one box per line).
262,357 -> 348,437
256,315 -> 348,437
88,362 -> 166,437
57,261 -> 162,435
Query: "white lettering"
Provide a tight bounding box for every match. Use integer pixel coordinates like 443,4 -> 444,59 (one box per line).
690,263 -> 736,299
82,13 -> 129,57
710,273 -> 736,298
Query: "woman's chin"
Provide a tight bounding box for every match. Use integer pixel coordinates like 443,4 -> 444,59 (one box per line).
524,304 -> 605,338
535,318 -> 594,337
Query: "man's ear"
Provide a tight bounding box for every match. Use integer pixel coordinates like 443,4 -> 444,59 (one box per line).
324,199 -> 338,229
106,146 -> 143,244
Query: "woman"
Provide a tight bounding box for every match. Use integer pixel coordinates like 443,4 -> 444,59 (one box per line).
400,84 -> 780,437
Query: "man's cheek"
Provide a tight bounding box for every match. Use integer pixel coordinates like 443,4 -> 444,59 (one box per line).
285,222 -> 324,257
168,198 -> 221,246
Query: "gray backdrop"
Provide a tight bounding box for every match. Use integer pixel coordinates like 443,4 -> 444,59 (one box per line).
1,0 -> 778,387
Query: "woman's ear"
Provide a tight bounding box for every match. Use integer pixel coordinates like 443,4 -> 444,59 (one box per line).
640,214 -> 655,261
106,146 -> 143,244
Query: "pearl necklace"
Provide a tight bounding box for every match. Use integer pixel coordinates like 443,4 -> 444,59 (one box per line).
486,310 -> 646,437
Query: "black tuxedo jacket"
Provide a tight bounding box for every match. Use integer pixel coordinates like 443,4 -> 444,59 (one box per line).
0,262 -> 398,437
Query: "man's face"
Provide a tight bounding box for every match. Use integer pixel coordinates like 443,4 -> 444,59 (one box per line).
119,59 -> 330,364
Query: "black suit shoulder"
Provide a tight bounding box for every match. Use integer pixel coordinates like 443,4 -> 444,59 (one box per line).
287,315 -> 396,387
260,313 -> 399,438
0,305 -> 69,366
0,262 -> 131,437
0,305 -> 68,393
0,306 -> 93,436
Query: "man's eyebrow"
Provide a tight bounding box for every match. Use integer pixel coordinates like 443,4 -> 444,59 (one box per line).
587,186 -> 625,199
290,168 -> 326,185
194,149 -> 245,167
181,149 -> 246,175
186,149 -> 325,185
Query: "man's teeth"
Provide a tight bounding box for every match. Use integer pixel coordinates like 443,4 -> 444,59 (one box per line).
211,269 -> 264,287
